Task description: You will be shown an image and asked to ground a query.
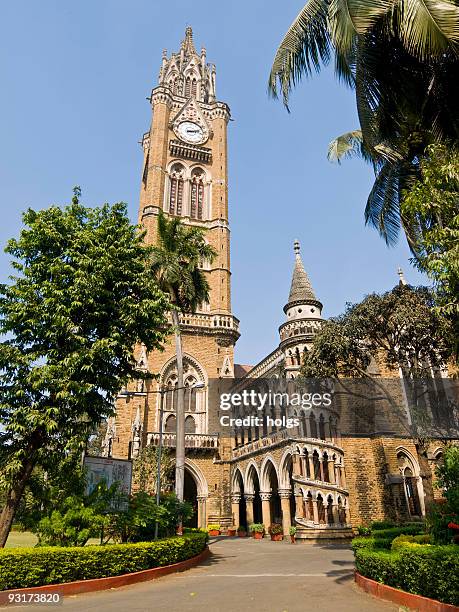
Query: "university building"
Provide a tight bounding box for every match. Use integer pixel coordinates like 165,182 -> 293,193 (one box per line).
108,28 -> 449,539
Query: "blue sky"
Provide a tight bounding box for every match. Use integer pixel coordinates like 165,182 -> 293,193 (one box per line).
0,0 -> 425,366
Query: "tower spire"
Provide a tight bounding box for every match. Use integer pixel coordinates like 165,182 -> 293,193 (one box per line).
182,26 -> 197,56
287,240 -> 317,305
397,267 -> 407,286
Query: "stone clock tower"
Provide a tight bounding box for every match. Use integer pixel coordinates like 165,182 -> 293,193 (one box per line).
110,28 -> 239,528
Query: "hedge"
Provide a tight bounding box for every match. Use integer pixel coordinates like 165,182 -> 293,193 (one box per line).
352,525 -> 425,553
0,531 -> 208,591
372,525 -> 424,539
355,545 -> 459,606
352,537 -> 393,552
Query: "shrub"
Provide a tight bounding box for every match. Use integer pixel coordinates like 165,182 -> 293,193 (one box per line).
355,545 -> 459,606
207,524 -> 221,532
0,531 -> 208,591
249,523 -> 265,533
289,526 -> 297,536
427,445 -> 459,545
108,492 -> 193,543
372,525 -> 424,540
237,526 -> 246,533
357,525 -> 372,536
391,534 -> 432,551
352,537 -> 392,552
370,520 -> 395,530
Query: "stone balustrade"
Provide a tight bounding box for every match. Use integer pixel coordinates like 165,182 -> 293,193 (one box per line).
147,432 -> 218,449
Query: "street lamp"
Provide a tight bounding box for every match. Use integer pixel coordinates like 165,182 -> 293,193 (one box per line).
154,380 -> 205,539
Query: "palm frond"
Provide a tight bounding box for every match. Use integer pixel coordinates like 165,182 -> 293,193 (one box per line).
268,0 -> 331,106
399,0 -> 459,59
327,129 -> 364,161
365,161 -> 402,245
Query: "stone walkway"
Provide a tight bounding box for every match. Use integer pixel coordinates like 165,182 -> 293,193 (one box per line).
21,538 -> 396,612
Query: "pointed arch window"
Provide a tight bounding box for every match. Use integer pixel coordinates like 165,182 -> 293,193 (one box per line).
185,77 -> 191,97
190,168 -> 205,220
191,79 -> 197,97
169,164 -> 185,216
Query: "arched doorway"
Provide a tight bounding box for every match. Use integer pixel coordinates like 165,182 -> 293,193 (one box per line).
246,464 -> 262,524
183,460 -> 208,528
184,469 -> 198,528
397,449 -> 424,517
265,461 -> 281,523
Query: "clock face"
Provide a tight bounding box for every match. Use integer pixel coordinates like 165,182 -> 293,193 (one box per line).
177,121 -> 206,144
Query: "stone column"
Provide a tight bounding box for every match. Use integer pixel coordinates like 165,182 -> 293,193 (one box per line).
319,459 -> 325,482
328,460 -> 335,484
294,487 -> 304,519
308,455 -> 315,480
312,498 -> 319,524
245,494 -> 255,526
416,476 -> 426,517
231,494 -> 241,527
344,505 -> 350,526
332,503 -> 339,526
197,496 -> 207,529
340,466 -> 347,488
279,489 -> 291,536
260,492 -> 272,529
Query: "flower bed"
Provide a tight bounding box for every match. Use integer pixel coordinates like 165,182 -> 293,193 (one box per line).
354,542 -> 459,606
0,531 -> 208,591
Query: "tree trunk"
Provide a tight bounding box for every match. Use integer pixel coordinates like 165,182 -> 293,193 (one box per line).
0,458 -> 36,547
171,309 -> 185,534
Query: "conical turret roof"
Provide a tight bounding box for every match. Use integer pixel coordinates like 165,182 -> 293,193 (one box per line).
283,240 -> 321,313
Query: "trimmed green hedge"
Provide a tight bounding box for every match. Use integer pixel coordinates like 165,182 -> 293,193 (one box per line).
372,525 -> 424,539
0,531 -> 208,591
355,545 -> 459,606
352,525 -> 425,553
352,537 -> 393,552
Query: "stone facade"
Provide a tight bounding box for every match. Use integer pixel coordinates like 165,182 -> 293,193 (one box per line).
108,28 -> 451,539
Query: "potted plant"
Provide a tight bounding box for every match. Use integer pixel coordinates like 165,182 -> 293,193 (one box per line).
249,523 -> 265,539
227,525 -> 237,536
289,526 -> 297,543
207,524 -> 221,536
237,525 -> 247,537
269,523 -> 284,541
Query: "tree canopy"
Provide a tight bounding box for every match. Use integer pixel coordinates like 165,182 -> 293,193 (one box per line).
0,190 -> 170,545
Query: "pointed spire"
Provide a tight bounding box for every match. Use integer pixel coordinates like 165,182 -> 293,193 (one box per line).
181,26 -> 197,56
288,240 -> 317,304
398,267 -> 407,286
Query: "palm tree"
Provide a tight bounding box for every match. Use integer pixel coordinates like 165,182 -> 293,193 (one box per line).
150,212 -> 216,521
269,0 -> 459,246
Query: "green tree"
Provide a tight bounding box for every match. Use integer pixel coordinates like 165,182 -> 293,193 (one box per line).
150,212 -> 215,518
401,144 -> 459,352
427,444 -> 459,543
133,445 -> 175,495
269,0 -> 459,246
301,285 -> 455,439
0,189 -> 169,546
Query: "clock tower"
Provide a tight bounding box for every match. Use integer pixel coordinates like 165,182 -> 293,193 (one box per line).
111,28 -> 239,527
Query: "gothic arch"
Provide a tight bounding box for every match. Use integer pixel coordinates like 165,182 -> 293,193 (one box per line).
260,455 -> 279,491
278,449 -> 294,489
160,353 -> 207,385
396,447 -> 420,476
232,467 -> 244,494
184,458 -> 208,497
244,460 -> 260,494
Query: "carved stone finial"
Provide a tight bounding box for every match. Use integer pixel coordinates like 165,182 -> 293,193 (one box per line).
294,239 -> 300,255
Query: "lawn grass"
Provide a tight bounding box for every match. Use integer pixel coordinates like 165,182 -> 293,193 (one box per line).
5,531 -> 37,548
5,531 -> 101,548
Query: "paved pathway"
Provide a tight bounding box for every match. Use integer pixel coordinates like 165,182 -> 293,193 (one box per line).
21,538 -> 396,612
